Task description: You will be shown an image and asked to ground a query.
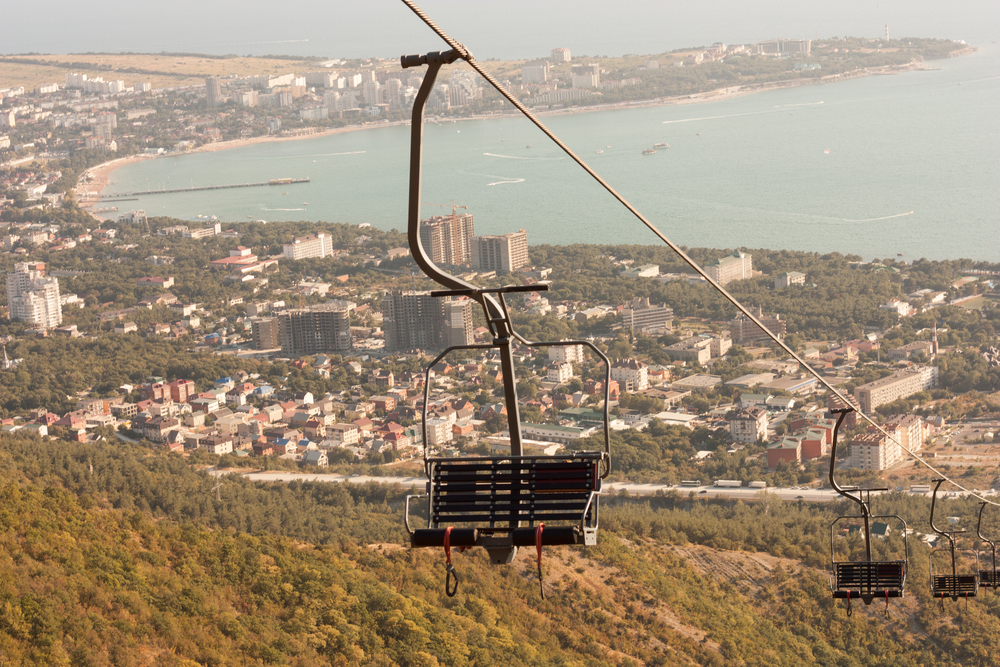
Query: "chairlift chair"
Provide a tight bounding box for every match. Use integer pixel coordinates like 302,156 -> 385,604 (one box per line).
399,50 -> 612,597
827,407 -> 908,613
928,478 -> 979,601
977,502 -> 1000,590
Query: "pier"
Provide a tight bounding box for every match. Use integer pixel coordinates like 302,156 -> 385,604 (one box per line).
103,177 -> 309,198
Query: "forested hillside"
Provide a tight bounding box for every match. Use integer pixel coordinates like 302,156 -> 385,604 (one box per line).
2,435 -> 1000,666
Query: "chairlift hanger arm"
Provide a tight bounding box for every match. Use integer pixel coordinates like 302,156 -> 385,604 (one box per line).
827,407 -> 869,514
978,502 -> 996,547
929,478 -> 965,544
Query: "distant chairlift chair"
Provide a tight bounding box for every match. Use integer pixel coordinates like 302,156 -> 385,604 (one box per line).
828,407 -> 908,615
400,49 -> 612,598
929,478 -> 979,602
977,502 -> 1000,591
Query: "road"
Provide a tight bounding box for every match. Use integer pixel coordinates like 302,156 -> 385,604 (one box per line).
208,469 -> 847,502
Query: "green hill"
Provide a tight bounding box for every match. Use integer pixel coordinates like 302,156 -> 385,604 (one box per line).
1,435 -> 999,666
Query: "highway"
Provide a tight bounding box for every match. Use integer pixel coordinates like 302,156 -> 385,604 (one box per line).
208,469 -> 846,502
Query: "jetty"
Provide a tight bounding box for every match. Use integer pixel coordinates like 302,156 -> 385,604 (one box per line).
103,177 -> 309,198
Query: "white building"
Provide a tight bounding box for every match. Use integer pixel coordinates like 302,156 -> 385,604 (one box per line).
6,262 -> 62,329
880,299 -> 915,317
548,342 -> 585,363
728,407 -> 769,444
571,64 -> 600,88
521,61 -> 550,84
621,297 -> 673,334
705,252 -> 752,285
547,361 -> 574,384
853,366 -> 938,414
328,423 -> 360,446
283,233 -> 334,260
551,48 -> 571,62
425,418 -> 454,446
774,271 -> 806,288
611,359 -> 648,392
621,264 -> 659,279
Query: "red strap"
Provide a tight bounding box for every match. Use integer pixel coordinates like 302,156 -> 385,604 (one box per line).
535,523 -> 546,599
535,523 -> 545,565
444,526 -> 452,565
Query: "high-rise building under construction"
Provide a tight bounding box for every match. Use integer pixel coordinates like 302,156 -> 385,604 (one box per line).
382,291 -> 473,352
255,303 -> 353,355
418,214 -> 474,266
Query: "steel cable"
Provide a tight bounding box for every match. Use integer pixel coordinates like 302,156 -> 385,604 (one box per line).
399,0 -> 996,507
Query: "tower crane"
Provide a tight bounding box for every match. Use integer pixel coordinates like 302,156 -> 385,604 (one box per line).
421,200 -> 468,224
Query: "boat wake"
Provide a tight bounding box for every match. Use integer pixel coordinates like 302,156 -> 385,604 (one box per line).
836,211 -> 915,223
487,177 -> 526,186
483,152 -> 563,161
662,110 -> 776,124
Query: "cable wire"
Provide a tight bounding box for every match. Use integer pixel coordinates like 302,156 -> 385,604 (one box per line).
399,0 -> 996,507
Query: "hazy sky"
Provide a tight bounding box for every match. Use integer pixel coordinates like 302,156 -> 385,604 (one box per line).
2,0 -> 997,60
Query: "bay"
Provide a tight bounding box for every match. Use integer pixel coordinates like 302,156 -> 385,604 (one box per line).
103,45 -> 1000,262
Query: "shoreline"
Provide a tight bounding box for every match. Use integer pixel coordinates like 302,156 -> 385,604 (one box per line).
83,58 -> 954,205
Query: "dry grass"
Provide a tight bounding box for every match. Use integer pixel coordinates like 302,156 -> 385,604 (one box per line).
0,53 -> 325,91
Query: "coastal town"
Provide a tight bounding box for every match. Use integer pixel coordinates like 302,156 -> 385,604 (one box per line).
0,34 -> 972,211
1,195 -> 998,489
0,32 -> 997,488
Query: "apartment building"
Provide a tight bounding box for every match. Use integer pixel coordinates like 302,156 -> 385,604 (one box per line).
470,229 -> 529,274
6,262 -> 62,329
882,414 -> 925,453
621,297 -> 673,334
611,359 -> 648,392
418,214 -> 474,266
547,361 -> 574,384
275,303 -> 353,355
382,291 -> 473,352
853,366 -> 938,414
850,425 -> 904,471
571,64 -> 600,88
728,309 -> 786,345
705,251 -> 752,285
521,61 -> 550,84
251,317 -> 281,350
548,342 -> 585,363
205,77 -> 223,108
728,407 -> 769,444
283,232 -> 334,260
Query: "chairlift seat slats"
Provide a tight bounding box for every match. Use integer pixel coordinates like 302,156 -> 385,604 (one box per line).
932,575 -> 979,596
833,560 -> 906,599
419,454 -> 602,542
978,570 -> 1000,587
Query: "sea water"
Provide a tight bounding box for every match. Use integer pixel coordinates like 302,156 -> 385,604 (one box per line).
103,45 -> 1000,262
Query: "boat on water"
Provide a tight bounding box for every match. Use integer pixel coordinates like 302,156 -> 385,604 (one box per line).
654,142 -> 669,149
642,148 -> 657,155
526,144 -> 532,149
595,149 -> 603,154
303,202 -> 309,205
